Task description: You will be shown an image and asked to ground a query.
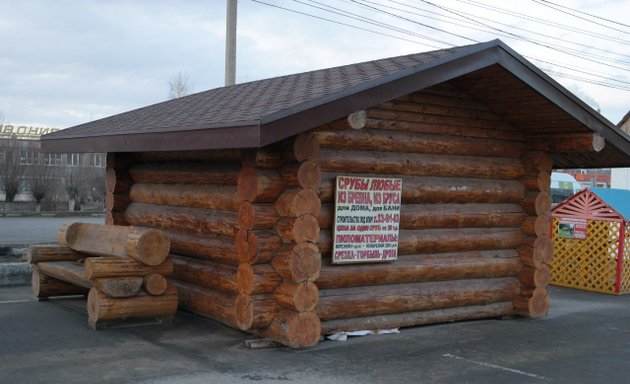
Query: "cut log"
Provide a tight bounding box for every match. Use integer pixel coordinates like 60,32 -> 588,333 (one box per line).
518,264 -> 550,288
125,202 -> 239,237
347,110 -> 367,129
518,236 -> 553,267
317,150 -> 525,180
274,189 -> 321,218
522,191 -> 551,216
237,166 -> 286,202
171,254 -> 239,294
317,250 -> 521,289
129,183 -> 239,211
318,203 -> 525,230
274,282 -> 319,312
523,171 -> 551,192
172,279 -> 252,330
317,277 -> 520,321
129,162 -> 241,185
293,132 -> 320,162
238,202 -> 279,230
58,222 -> 170,266
397,228 -> 523,255
521,151 -> 553,174
282,161 -> 322,190
142,273 -> 169,296
366,107 -> 515,131
528,133 -> 605,153
271,243 -> 321,283
520,215 -> 551,237
94,277 -> 144,298
260,310 -> 321,348
236,230 -> 282,265
248,294 -> 279,329
513,287 -> 550,318
84,257 -> 173,280
236,263 -> 283,295
27,244 -> 82,263
321,301 -> 515,334
106,167 -> 133,194
87,285 -> 178,325
318,174 -> 526,204
276,215 -> 320,244
31,266 -> 88,298
312,129 -> 525,158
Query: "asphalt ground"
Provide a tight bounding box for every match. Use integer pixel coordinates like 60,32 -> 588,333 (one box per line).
0,215 -> 104,246
1,285 -> 629,384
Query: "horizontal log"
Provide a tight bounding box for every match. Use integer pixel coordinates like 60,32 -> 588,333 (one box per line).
260,310 -> 321,348
167,230 -> 239,266
521,151 -> 553,174
236,230 -> 282,265
317,250 -> 521,289
237,263 -> 283,295
59,222 -> 170,266
317,277 -> 520,321
274,188 -> 321,217
134,148 -> 284,168
312,129 -> 525,158
375,99 -> 505,122
321,301 -> 515,334
317,150 -> 524,180
238,202 -> 279,230
276,215 -> 320,244
521,215 -> 551,237
237,167 -> 286,202
274,282 -> 319,312
87,285 -> 178,325
367,108 -> 515,131
359,117 -> 526,142
36,261 -> 91,289
84,257 -> 173,280
528,133 -> 605,153
129,162 -> 241,185
31,266 -> 89,298
272,243 -> 321,283
172,279 -> 252,330
27,244 -> 82,263
318,203 -> 525,230
249,294 -> 279,329
129,183 -> 239,211
171,254 -> 239,294
125,202 -> 240,237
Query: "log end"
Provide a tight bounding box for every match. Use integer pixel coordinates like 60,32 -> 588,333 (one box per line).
143,274 -> 168,296
264,310 -> 321,348
236,263 -> 255,295
127,229 -> 171,266
235,293 -> 254,331
236,230 -> 258,264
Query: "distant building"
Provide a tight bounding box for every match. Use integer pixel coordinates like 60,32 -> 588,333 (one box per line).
0,123 -> 105,208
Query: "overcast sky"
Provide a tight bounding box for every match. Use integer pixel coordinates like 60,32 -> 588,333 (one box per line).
0,0 -> 628,129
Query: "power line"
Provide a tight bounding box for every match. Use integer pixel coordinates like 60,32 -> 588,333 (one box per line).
536,0 -> 630,29
532,0 -> 630,34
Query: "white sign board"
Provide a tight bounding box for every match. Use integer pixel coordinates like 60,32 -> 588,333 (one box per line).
332,176 -> 402,264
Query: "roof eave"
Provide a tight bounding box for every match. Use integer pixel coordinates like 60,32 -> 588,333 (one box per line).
41,124 -> 262,153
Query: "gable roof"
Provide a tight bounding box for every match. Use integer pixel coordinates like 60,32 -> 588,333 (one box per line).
552,187 -> 630,222
41,39 -> 630,168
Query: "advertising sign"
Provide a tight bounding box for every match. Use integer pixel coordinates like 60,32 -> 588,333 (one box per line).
332,176 -> 402,264
557,218 -> 588,239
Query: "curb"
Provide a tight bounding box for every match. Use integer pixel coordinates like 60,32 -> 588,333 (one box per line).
0,262 -> 32,287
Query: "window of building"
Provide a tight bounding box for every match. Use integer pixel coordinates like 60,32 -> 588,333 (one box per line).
68,153 -> 80,167
90,154 -> 104,167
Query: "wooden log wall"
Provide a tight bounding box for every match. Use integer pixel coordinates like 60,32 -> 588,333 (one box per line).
309,84 -> 530,333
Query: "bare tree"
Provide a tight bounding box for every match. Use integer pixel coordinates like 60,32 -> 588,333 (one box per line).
63,165 -> 83,211
28,153 -> 57,212
0,134 -> 25,207
168,71 -> 192,99
62,160 -> 105,211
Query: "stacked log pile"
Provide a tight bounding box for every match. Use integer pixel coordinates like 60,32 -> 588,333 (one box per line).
29,223 -> 176,329
310,85 -> 529,333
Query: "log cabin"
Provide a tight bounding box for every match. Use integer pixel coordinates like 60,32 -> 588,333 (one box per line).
41,40 -> 630,348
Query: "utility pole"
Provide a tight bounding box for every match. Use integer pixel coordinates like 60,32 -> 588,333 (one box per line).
225,0 -> 237,86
